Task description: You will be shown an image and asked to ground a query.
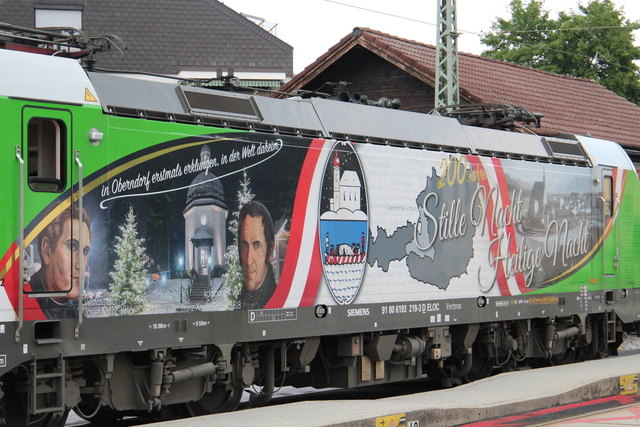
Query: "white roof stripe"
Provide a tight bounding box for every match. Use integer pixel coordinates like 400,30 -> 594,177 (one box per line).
0,49 -> 100,106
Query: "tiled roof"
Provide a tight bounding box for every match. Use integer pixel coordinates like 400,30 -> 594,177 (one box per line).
283,28 -> 640,150
0,0 -> 293,76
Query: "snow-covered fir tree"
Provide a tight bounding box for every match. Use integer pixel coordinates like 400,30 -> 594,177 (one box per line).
109,206 -> 147,315
223,170 -> 254,308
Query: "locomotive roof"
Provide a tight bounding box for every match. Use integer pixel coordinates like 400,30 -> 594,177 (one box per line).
87,71 -> 600,167
0,49 -> 631,170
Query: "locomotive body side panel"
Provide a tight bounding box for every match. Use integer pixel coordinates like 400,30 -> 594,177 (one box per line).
1,120 -> 634,321
0,56 -> 638,328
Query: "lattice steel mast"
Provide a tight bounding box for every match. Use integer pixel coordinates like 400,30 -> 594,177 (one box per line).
434,0 -> 459,108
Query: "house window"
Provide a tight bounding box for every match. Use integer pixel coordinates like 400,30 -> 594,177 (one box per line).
28,118 -> 66,192
35,6 -> 83,29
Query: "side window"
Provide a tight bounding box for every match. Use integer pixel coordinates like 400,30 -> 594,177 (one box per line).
603,175 -> 613,218
28,117 -> 66,192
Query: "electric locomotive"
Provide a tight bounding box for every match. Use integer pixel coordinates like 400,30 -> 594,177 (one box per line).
0,26 -> 639,427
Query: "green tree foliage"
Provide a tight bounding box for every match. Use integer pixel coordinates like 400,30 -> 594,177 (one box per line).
223,170 -> 254,309
109,206 -> 147,315
481,0 -> 640,104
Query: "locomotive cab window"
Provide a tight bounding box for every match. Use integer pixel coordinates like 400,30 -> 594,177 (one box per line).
28,117 -> 66,192
603,175 -> 613,217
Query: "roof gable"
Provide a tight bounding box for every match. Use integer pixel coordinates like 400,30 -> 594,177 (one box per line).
340,170 -> 361,187
283,28 -> 640,150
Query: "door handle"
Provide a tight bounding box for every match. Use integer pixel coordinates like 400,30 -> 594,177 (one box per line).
15,146 -> 24,342
75,149 -> 84,339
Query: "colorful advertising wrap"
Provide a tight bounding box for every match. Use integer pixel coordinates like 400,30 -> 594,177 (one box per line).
1,133 -> 622,320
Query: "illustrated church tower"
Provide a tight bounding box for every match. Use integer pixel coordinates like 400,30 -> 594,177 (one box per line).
183,145 -> 228,276
329,153 -> 362,213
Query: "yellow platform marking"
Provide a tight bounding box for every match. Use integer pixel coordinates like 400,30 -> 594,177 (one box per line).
375,413 -> 407,427
620,374 -> 638,395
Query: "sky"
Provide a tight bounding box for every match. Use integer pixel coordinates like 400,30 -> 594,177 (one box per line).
219,0 -> 640,73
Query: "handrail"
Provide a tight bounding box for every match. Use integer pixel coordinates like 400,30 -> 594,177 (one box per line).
15,146 -> 24,342
75,149 -> 84,339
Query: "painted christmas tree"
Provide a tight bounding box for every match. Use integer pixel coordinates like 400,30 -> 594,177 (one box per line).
109,206 -> 148,315
223,170 -> 254,308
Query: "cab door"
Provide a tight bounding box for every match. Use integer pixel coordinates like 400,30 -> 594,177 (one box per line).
601,169 -> 618,284
17,106 -> 81,325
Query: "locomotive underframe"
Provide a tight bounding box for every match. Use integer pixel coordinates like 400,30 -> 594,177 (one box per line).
1,289 -> 638,425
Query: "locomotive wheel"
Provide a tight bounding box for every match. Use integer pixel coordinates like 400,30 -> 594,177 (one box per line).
0,393 -> 69,427
180,383 -> 243,416
2,411 -> 69,427
1,377 -> 68,427
466,353 -> 494,381
550,346 -> 576,366
466,341 -> 494,382
576,317 -> 605,361
73,405 -> 124,426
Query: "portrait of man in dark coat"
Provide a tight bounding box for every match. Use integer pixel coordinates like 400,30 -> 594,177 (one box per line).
237,201 -> 276,310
